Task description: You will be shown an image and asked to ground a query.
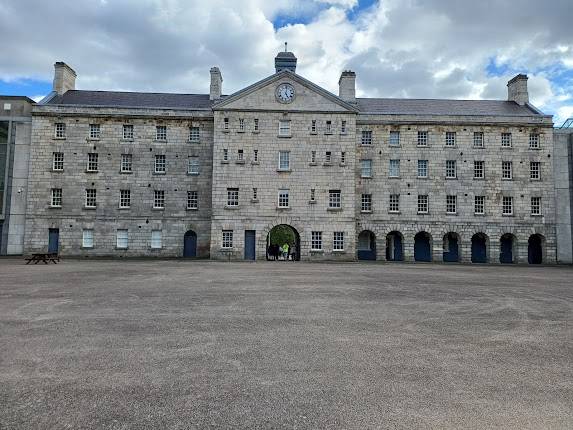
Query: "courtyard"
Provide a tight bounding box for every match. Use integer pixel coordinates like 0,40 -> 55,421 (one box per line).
1,258 -> 572,429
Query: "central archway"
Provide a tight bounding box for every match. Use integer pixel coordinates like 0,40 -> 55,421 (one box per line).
357,230 -> 376,260
414,231 -> 432,262
386,231 -> 404,261
443,232 -> 460,262
500,234 -> 516,264
471,233 -> 488,263
266,224 -> 300,261
183,230 -> 197,257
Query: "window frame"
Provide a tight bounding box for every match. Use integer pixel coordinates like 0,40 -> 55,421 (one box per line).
188,156 -> 200,175
389,130 -> 400,146
389,159 -> 400,178
89,123 -> 101,140
473,160 -> 484,179
417,131 -> 428,147
153,190 -> 165,209
417,160 -> 428,178
474,195 -> 485,215
54,122 -> 66,139
361,130 -> 373,145
529,161 -> 540,180
87,153 -> 99,172
227,188 -> 239,207
531,196 -> 542,216
311,231 -> 323,251
278,120 -> 291,136
155,125 -> 167,141
361,194 -> 372,212
333,231 -> 344,251
445,131 -> 456,147
120,153 -> 133,173
328,189 -> 341,209
187,190 -> 198,209
119,189 -> 131,208
154,154 -> 166,173
502,196 -> 513,216
389,194 -> 400,213
123,124 -> 134,140
361,159 -> 372,178
417,194 -> 429,214
52,152 -> 64,171
445,160 -> 457,179
278,189 -> 289,208
473,132 -> 484,148
150,230 -> 162,249
222,230 -> 233,248
82,229 -> 94,248
502,161 -> 513,180
189,126 -> 200,143
446,195 -> 457,214
85,188 -> 97,208
278,151 -> 290,170
50,188 -> 62,207
116,229 -> 129,249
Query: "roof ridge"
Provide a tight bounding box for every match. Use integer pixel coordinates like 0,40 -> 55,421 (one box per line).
65,89 -> 211,97
356,97 -> 510,103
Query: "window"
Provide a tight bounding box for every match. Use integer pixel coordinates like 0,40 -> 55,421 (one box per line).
473,132 -> 484,148
389,159 -> 400,177
325,120 -> 332,134
474,196 -> 485,215
53,152 -> 64,171
237,149 -> 244,162
311,120 -> 317,133
154,190 -> 165,209
278,151 -> 290,170
529,133 -> 540,149
278,189 -> 289,208
417,160 -> 428,178
501,132 -> 512,148
445,131 -> 456,146
310,189 -> 316,202
361,194 -> 372,212
310,151 -> 316,164
156,125 -> 167,141
502,161 -> 512,180
446,160 -> 457,179
279,120 -> 290,136
54,122 -> 66,138
123,124 -> 134,140
254,118 -> 259,132
361,130 -> 372,145
223,118 -> 229,130
329,190 -> 341,208
151,230 -> 162,249
189,127 -> 200,142
341,120 -> 347,134
116,229 -> 128,249
446,195 -> 457,214
531,197 -> 541,215
187,191 -> 198,209
154,154 -> 166,173
239,118 -> 245,131
311,231 -> 322,250
389,131 -> 400,146
530,161 -> 540,180
417,131 -> 428,146
87,153 -> 98,172
474,160 -> 484,179
119,189 -> 130,208
89,124 -> 100,139
361,159 -> 372,178
333,232 -> 344,251
502,196 -> 513,215
252,188 -> 258,200
85,189 -> 97,208
121,154 -> 132,172
82,229 -> 94,248
227,188 -> 239,206
417,195 -> 429,214
325,151 -> 332,164
253,149 -> 259,162
340,151 -> 346,164
222,230 -> 233,248
187,156 -> 199,174
223,149 -> 229,162
389,194 -> 400,212
51,188 -> 62,207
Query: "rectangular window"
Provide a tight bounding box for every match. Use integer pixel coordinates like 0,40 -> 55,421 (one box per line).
361,159 -> 372,178
278,120 -> 290,136
311,151 -> 316,164
223,118 -> 229,130
389,159 -> 400,178
116,229 -> 128,249
237,149 -> 244,162
89,124 -> 100,139
310,188 -> 316,201
253,149 -> 259,162
389,130 -> 400,146
417,195 -> 429,214
189,126 -> 200,142
187,191 -> 198,209
502,196 -> 513,215
530,161 -> 540,180
87,153 -> 98,172
121,154 -> 132,172
325,151 -> 332,164
82,229 -> 94,248
54,122 -> 66,138
151,230 -> 162,249
123,124 -> 134,140
325,120 -> 332,134
529,133 -> 540,149
417,131 -> 428,146
333,231 -> 344,251
341,120 -> 347,134
252,188 -> 258,200
51,188 -> 62,207
361,194 -> 372,212
501,132 -> 512,148
227,188 -> 239,206
531,197 -> 541,215
239,118 -> 245,131
223,149 -> 229,162
311,120 -> 317,133
361,130 -> 372,145
188,156 -> 200,174
329,190 -> 341,208
156,125 -> 167,141
473,132 -> 484,148
222,230 -> 233,248
389,194 -> 400,213
53,152 -> 64,171
445,131 -> 456,146
474,196 -> 485,215
278,189 -> 289,208
445,160 -> 457,178
278,151 -> 290,170
154,190 -> 165,209
254,118 -> 259,132
417,160 -> 428,178
446,195 -> 457,214
502,161 -> 512,180
85,189 -> 97,208
474,160 -> 484,179
119,189 -> 130,208
340,151 -> 346,164
154,154 -> 166,173
311,231 -> 322,251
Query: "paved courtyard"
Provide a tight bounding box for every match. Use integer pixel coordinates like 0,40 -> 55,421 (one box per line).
0,258 -> 572,429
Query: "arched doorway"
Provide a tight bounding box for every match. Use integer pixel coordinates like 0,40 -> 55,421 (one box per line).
266,224 -> 300,261
443,232 -> 460,262
528,234 -> 544,264
414,231 -> 432,262
386,231 -> 403,261
183,230 -> 197,257
471,233 -> 488,263
500,234 -> 516,264
357,230 -> 376,260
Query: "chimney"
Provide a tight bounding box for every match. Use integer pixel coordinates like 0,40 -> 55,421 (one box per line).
338,70 -> 356,103
210,67 -> 223,100
507,74 -> 529,106
53,62 -> 76,95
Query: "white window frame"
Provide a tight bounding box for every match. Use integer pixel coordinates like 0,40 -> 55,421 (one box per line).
311,231 -> 322,251
188,156 -> 200,175
154,190 -> 165,209
531,196 -> 541,216
417,160 -> 428,178
445,160 -> 456,179
446,195 -> 457,214
502,161 -> 513,180
154,155 -> 166,173
51,188 -> 62,207
329,190 -> 341,208
502,196 -> 513,215
89,124 -> 100,139
333,231 -> 344,251
310,189 -> 316,202
473,132 -> 484,148
325,151 -> 332,164
116,229 -> 128,249
278,189 -> 289,208
325,120 -> 332,134
87,153 -> 98,172
501,132 -> 512,148
417,131 -> 428,147
361,130 -> 372,145
252,188 -> 258,200
151,230 -> 162,249
361,159 -> 372,178
239,118 -> 245,131
85,189 -> 97,208
389,159 -> 400,178
189,126 -> 200,142
222,230 -> 233,248
389,194 -> 400,213
187,190 -> 198,209
340,151 -> 346,164
223,149 -> 229,162
82,229 -> 94,248
389,130 -> 400,146
278,120 -> 291,136
278,151 -> 290,170
417,194 -> 429,214
445,131 -> 456,146
119,189 -> 131,208
121,154 -> 132,172
53,152 -> 64,171
361,194 -> 372,212
530,161 -> 540,180
54,122 -> 66,138
123,124 -> 134,140
474,196 -> 485,215
474,160 -> 484,179
310,151 -> 316,164
227,188 -> 239,207
223,118 -> 229,130
529,133 -> 540,149
156,125 -> 167,141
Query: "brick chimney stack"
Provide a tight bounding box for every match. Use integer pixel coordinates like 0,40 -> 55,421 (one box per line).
53,62 -> 76,95
507,74 -> 529,106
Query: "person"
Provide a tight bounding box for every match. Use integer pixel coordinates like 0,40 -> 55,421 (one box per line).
282,243 -> 289,261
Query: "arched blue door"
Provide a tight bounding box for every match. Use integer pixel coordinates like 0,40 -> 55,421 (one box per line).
500,235 -> 514,264
357,231 -> 376,260
386,232 -> 403,261
183,231 -> 197,257
414,232 -> 431,262
528,235 -> 543,264
443,233 -> 459,262
471,234 -> 488,263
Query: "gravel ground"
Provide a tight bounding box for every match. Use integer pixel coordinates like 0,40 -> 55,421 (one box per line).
1,258 -> 572,429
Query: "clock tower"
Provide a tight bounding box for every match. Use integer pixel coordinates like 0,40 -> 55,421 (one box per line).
274,47 -> 297,73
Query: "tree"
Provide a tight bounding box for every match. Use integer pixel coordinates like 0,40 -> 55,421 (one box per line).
269,225 -> 296,247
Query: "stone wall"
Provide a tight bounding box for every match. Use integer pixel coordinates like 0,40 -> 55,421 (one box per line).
554,129 -> 573,263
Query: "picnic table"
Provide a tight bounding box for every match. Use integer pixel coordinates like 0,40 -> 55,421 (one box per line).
25,253 -> 60,265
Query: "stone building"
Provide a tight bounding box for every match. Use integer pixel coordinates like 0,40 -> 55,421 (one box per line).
16,52 -> 572,263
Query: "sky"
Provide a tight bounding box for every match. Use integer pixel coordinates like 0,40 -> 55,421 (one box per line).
1,0 -> 572,125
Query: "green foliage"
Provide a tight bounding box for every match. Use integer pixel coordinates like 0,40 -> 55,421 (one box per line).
269,225 -> 296,247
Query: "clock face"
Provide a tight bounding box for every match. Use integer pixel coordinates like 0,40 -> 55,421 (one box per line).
276,83 -> 295,103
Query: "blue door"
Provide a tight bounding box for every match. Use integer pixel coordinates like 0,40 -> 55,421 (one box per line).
386,233 -> 403,261
500,236 -> 513,263
414,233 -> 431,262
183,231 -> 197,257
471,235 -> 487,263
443,235 -> 459,262
528,235 -> 542,264
48,228 -> 59,253
244,230 -> 256,260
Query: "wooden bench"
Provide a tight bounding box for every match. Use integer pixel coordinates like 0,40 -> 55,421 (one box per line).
25,253 -> 60,265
